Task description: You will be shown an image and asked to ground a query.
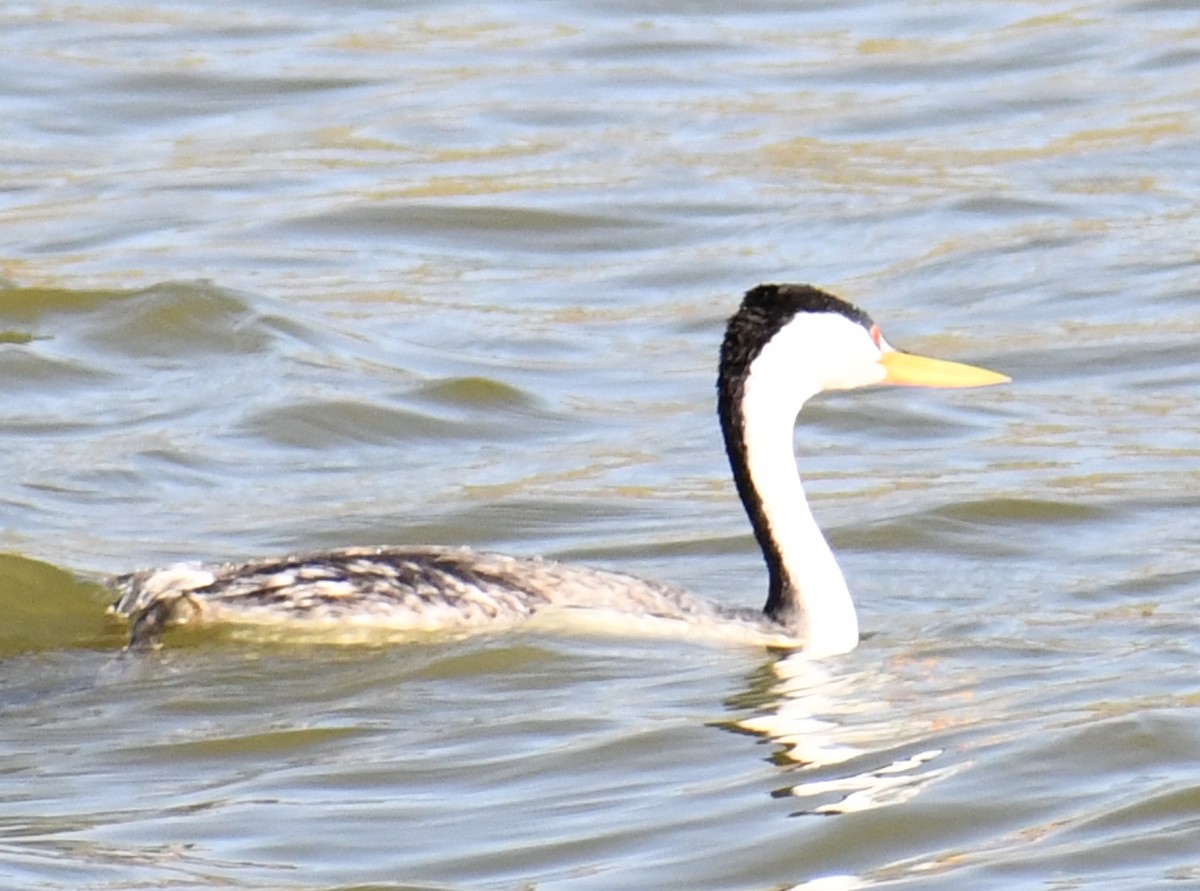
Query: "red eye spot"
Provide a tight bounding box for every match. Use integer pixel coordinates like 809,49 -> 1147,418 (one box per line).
869,324 -> 882,347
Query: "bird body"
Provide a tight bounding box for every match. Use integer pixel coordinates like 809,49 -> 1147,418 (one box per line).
109,284 -> 1008,654
111,544 -> 799,647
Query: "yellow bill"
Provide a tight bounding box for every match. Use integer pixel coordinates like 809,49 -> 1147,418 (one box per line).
879,350 -> 1010,388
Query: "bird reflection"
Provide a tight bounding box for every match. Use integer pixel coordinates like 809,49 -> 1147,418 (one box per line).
720,648 -> 963,816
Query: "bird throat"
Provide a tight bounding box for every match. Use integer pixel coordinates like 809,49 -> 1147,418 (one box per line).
721,358 -> 861,655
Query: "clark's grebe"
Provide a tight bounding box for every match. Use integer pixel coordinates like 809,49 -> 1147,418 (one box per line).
109,284 -> 1008,654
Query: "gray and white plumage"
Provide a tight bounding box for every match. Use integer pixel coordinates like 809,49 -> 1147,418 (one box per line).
110,545 -> 740,648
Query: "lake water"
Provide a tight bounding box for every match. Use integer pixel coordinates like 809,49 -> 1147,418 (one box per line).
2,1 -> 1200,888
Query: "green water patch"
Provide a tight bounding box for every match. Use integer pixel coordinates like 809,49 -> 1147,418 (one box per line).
409,375 -> 536,411
0,281 -> 275,359
0,285 -> 129,322
0,554 -> 122,656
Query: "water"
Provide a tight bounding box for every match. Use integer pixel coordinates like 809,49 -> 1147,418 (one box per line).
2,1 -> 1200,888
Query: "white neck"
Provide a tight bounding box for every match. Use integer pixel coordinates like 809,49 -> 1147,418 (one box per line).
739,341 -> 861,657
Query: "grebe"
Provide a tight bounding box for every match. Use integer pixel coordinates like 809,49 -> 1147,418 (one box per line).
109,284 -> 1008,654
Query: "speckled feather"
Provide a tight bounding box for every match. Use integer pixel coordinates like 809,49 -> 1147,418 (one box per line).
109,545 -> 732,648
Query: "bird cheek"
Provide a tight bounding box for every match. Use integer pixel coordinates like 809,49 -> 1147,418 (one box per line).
825,358 -> 888,392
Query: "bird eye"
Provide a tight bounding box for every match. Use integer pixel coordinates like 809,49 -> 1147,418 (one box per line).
869,324 -> 882,347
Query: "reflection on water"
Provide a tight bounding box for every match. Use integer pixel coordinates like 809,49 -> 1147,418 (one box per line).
728,651 -> 960,818
791,750 -> 956,816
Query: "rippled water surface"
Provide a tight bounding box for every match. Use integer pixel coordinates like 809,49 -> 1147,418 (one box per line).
3,1 -> 1200,889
